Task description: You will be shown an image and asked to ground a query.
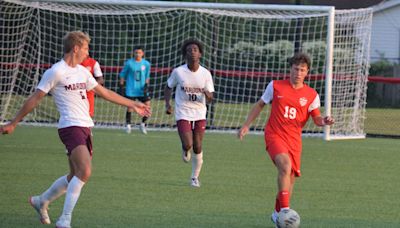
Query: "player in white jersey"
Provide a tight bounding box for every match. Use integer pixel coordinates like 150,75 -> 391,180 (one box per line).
164,39 -> 214,188
0,31 -> 151,228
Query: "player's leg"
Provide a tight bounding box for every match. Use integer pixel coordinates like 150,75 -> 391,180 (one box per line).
126,107 -> 132,134
139,97 -> 150,134
191,120 -> 206,187
265,135 -> 291,225
125,96 -> 134,134
56,145 -> 91,228
274,153 -> 292,210
177,120 -> 193,163
56,127 -> 93,228
29,174 -> 69,224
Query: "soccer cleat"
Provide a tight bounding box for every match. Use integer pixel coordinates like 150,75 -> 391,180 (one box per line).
29,196 -> 51,225
125,124 -> 131,134
139,123 -> 147,135
182,150 -> 191,163
191,177 -> 200,188
271,210 -> 278,226
55,215 -> 71,228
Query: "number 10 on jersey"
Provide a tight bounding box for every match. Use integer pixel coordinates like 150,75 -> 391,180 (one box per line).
188,93 -> 197,101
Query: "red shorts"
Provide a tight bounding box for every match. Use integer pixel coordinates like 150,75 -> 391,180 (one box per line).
177,119 -> 206,134
58,126 -> 93,156
265,134 -> 302,177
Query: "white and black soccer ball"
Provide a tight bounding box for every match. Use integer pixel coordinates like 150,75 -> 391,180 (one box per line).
276,209 -> 300,228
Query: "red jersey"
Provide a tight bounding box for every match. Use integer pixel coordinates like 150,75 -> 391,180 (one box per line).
263,80 -> 321,149
80,57 -> 102,117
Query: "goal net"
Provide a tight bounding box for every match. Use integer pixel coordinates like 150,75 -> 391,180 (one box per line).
0,0 -> 372,139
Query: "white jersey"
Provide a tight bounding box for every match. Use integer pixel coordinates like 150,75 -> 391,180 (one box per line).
167,64 -> 214,121
37,59 -> 98,128
92,61 -> 103,78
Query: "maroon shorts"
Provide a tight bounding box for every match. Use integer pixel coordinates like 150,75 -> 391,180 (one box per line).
58,126 -> 93,156
177,119 -> 206,134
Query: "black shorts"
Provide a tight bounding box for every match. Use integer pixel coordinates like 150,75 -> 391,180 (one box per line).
126,96 -> 151,103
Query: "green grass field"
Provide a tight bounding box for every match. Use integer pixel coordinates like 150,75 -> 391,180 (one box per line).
1,126 -> 400,228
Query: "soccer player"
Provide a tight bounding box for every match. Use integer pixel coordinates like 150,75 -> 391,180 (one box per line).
0,31 -> 151,228
237,53 -> 334,225
80,55 -> 104,118
164,39 -> 215,188
119,46 -> 151,134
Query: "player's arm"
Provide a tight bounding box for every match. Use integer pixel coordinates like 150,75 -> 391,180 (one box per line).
93,84 -> 151,117
118,78 -> 125,96
143,78 -> 150,96
237,99 -> 266,140
93,61 -> 104,85
308,94 -> 334,126
95,76 -> 104,86
203,90 -> 213,103
118,61 -> 128,96
1,89 -> 46,134
164,85 -> 173,114
312,115 -> 335,127
143,63 -> 151,96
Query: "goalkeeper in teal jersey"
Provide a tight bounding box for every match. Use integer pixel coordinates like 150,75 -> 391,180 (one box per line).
119,46 -> 151,134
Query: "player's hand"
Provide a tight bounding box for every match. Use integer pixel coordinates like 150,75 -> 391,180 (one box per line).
0,123 -> 16,135
165,104 -> 173,115
323,116 -> 335,125
237,126 -> 249,141
131,101 -> 151,117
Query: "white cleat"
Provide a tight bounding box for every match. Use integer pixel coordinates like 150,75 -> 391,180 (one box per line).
29,196 -> 51,225
271,210 -> 278,227
139,123 -> 147,135
182,150 -> 191,163
191,177 -> 200,188
125,124 -> 131,134
55,215 -> 71,228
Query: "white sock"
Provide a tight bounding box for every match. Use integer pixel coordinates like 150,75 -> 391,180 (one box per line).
191,152 -> 203,178
40,175 -> 68,205
60,176 -> 85,218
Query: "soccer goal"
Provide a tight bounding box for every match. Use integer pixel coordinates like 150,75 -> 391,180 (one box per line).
0,0 -> 372,140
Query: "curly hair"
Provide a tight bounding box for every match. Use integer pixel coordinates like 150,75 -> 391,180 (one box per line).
181,39 -> 204,56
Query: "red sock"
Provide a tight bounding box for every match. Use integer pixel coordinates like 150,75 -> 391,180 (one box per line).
278,190 -> 290,209
275,197 -> 281,212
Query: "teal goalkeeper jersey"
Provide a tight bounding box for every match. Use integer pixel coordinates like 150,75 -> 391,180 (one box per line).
119,58 -> 151,97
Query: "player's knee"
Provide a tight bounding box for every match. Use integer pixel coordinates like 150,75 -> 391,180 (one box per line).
277,164 -> 291,177
77,167 -> 91,182
193,146 -> 202,154
182,144 -> 192,152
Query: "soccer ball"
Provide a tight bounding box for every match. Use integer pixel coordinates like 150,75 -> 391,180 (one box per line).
276,209 -> 300,228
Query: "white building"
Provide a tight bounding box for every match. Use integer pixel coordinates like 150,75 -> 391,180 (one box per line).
371,0 -> 400,63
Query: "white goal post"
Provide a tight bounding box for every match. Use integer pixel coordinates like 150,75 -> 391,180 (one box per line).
0,0 -> 372,140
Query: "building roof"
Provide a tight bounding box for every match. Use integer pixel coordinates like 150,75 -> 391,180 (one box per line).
372,0 -> 400,12
252,0 -> 385,9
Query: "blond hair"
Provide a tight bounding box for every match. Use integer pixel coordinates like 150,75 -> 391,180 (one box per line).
63,31 -> 90,54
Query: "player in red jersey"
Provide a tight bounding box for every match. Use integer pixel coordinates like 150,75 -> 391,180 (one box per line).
237,53 -> 334,225
80,56 -> 104,117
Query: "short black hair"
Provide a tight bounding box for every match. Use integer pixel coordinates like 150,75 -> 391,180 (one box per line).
289,53 -> 311,69
181,39 -> 204,56
133,46 -> 144,51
